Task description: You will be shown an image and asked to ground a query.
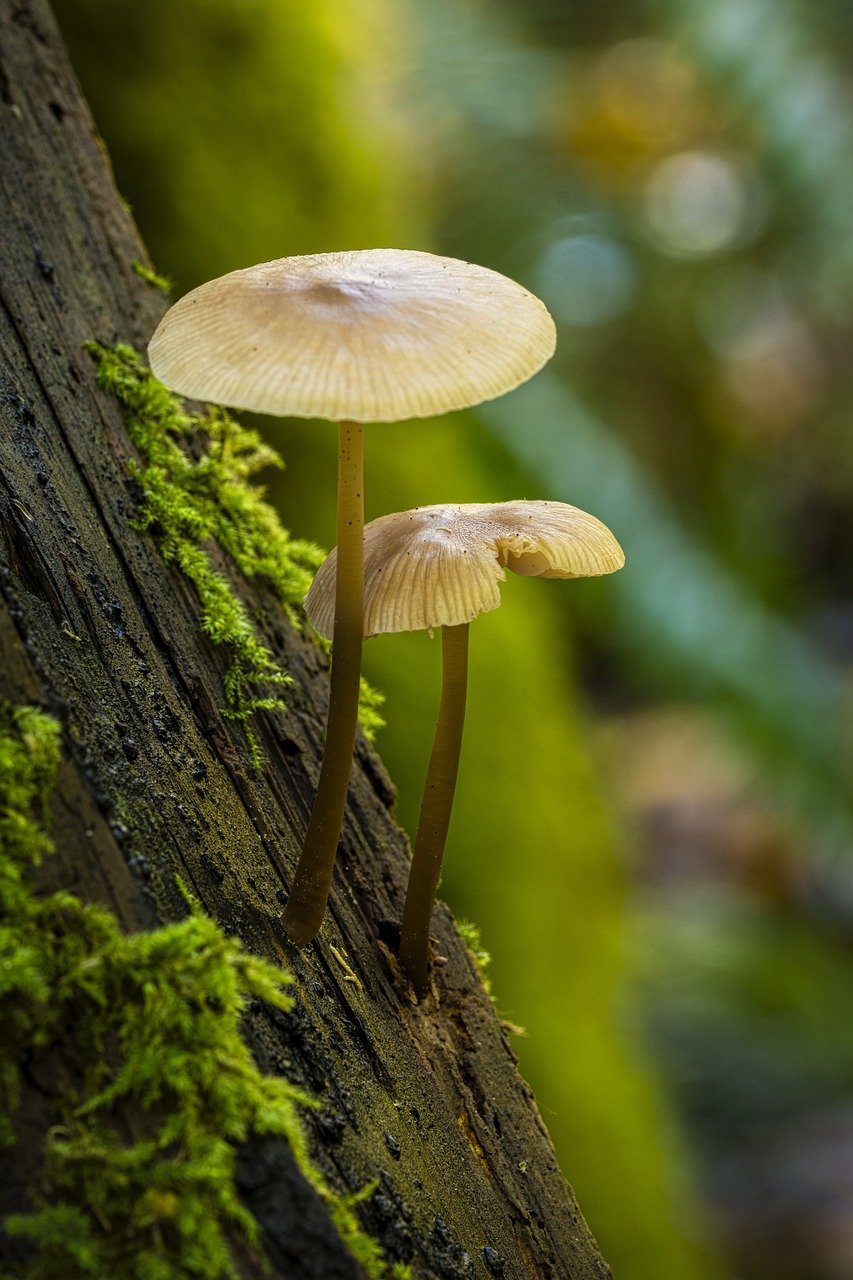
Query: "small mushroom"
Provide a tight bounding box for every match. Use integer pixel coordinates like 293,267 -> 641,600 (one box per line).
148,250 -> 556,948
305,500 -> 625,994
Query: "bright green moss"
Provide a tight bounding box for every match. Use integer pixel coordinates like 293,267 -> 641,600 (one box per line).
457,920 -> 492,998
0,702 -> 408,1279
355,677 -> 386,744
0,704 -> 62,1146
131,260 -> 173,294
85,341 -> 384,766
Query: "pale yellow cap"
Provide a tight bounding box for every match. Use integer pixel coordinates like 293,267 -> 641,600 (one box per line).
147,249 -> 556,422
304,501 -> 625,638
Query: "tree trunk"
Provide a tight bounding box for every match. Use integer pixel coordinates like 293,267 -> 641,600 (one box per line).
0,2 -> 612,1276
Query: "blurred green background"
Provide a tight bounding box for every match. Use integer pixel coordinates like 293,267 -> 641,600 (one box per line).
53,1 -> 853,1276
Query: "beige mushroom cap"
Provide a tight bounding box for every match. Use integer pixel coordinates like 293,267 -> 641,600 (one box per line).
304,500 -> 625,638
147,249 -> 556,423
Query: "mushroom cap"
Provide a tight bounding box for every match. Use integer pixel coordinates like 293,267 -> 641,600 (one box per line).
147,249 -> 556,423
304,500 -> 625,638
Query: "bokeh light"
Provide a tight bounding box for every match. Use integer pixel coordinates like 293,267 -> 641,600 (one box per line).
535,231 -> 637,325
644,151 -> 750,257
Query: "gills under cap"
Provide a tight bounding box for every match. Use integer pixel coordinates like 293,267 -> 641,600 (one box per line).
304,501 -> 625,639
148,249 -> 556,423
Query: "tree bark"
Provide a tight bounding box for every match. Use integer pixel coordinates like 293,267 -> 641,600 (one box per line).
0,2 -> 612,1276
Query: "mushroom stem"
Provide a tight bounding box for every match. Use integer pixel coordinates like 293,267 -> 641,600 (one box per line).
283,421 -> 364,947
400,622 -> 469,996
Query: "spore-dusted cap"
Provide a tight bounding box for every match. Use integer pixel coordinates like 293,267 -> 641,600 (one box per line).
148,249 -> 556,422
304,500 -> 625,638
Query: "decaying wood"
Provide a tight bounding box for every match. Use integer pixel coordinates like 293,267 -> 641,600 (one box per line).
0,2 -> 612,1275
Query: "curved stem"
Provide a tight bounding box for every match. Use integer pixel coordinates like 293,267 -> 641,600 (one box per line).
400,623 -> 469,995
283,421 -> 364,947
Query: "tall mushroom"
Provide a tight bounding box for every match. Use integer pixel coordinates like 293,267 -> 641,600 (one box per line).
147,250 -> 556,946
305,500 -> 625,994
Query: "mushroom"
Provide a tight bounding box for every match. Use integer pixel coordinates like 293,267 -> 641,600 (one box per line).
304,500 -> 625,994
147,250 -> 556,948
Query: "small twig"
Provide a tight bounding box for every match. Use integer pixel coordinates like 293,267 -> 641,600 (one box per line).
329,944 -> 363,991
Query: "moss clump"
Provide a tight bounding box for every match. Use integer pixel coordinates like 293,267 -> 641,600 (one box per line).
0,702 -> 406,1279
457,920 -> 492,997
131,260 -> 173,294
85,341 -> 384,767
0,704 -> 62,1146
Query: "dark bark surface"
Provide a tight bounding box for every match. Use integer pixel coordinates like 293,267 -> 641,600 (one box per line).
0,3 -> 613,1276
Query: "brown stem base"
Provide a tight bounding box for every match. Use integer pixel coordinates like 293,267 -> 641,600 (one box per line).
399,622 -> 469,995
283,421 -> 364,946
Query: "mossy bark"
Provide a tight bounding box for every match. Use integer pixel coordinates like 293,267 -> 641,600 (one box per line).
0,3 -> 613,1277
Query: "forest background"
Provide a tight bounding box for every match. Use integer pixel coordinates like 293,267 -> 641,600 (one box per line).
49,2 -> 853,1278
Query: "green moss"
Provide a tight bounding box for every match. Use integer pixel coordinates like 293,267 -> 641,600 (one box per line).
131,260 -> 173,294
457,920 -> 492,998
355,676 -> 386,744
0,702 -> 407,1279
0,704 -> 62,1146
85,341 -> 383,766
